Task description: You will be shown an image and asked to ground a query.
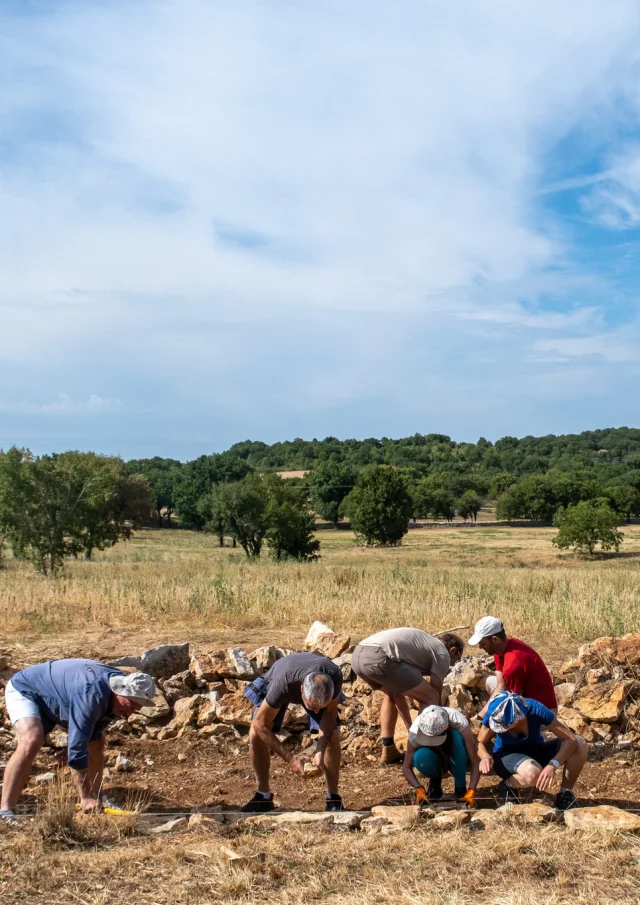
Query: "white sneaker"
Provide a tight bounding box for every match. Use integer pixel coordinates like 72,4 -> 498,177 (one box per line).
0,809 -> 20,827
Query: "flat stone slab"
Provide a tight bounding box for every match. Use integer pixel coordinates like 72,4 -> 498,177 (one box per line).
564,806 -> 640,832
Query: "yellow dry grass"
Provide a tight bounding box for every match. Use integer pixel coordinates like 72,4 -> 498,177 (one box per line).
1,525 -> 639,653
2,817 -> 640,905
2,526 -> 640,904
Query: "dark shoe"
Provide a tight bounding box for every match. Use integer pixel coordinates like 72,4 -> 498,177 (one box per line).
325,795 -> 344,812
379,743 -> 403,765
555,789 -> 578,811
240,792 -> 275,813
496,780 -> 521,804
428,780 -> 443,801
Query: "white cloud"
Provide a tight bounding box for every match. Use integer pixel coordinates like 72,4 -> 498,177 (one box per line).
1,1 -> 640,452
582,148 -> 640,229
0,394 -> 126,416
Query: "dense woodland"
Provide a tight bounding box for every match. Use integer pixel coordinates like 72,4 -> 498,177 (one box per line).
126,427 -> 640,529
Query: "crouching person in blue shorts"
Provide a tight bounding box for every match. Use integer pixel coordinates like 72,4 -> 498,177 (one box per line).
402,705 -> 480,808
241,652 -> 345,813
477,691 -> 588,811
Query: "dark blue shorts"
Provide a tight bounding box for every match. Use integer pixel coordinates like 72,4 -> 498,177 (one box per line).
243,677 -> 343,733
494,739 -> 562,779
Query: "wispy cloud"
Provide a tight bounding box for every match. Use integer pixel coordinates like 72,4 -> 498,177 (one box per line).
1,1 -> 640,455
0,394 -> 126,416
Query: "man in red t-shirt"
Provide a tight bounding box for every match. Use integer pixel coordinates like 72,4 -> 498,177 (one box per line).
469,616 -> 557,711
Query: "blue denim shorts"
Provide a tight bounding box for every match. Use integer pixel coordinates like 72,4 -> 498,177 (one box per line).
243,677 -> 343,733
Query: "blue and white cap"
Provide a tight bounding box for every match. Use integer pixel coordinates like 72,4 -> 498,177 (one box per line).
486,691 -> 528,733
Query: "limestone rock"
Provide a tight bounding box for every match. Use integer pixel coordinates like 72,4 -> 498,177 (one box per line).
574,682 -> 631,723
305,621 -> 351,659
564,805 -> 640,832
274,647 -> 295,660
586,667 -> 608,685
361,691 -> 386,725
114,754 -> 133,772
444,658 -> 490,689
160,670 -> 197,705
188,813 -> 224,829
332,811 -> 364,829
370,805 -> 422,829
577,634 -> 640,668
361,815 -> 390,833
190,651 -> 225,682
347,736 -> 376,756
497,803 -> 559,824
351,676 -> 373,696
109,655 -> 143,670
432,810 -> 471,829
554,683 -> 577,707
447,686 -> 474,714
197,699 -> 220,728
214,690 -> 254,726
223,648 -> 254,680
156,726 -> 178,740
35,771 -> 56,785
557,705 -> 598,741
303,762 -> 323,778
333,653 -> 354,682
282,703 -> 309,729
137,687 -> 171,723
249,646 -> 278,675
244,811 -> 333,828
146,816 -> 188,835
140,643 -> 190,680
171,694 -> 208,729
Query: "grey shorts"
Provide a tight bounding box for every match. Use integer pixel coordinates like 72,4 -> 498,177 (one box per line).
352,644 -> 423,695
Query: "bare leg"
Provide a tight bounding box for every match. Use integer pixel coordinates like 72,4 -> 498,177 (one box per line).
561,736 -> 588,790
87,735 -> 106,797
324,729 -> 341,796
248,727 -> 271,793
506,759 -> 541,789
1,718 -> 44,810
380,692 -> 399,738
403,679 -> 441,710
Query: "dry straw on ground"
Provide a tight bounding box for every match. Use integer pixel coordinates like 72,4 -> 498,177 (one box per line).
1,525 -> 639,645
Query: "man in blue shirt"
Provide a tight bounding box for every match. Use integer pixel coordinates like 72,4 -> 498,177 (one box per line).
1,659 -> 155,825
477,690 -> 588,811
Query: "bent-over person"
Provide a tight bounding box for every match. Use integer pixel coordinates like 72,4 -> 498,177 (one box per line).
241,652 -> 344,813
1,659 -> 155,825
352,628 -> 464,764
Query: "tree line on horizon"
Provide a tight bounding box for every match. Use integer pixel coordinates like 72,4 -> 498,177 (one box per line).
1,426 -> 639,573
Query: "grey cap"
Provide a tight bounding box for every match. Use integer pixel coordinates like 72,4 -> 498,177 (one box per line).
109,671 -> 156,705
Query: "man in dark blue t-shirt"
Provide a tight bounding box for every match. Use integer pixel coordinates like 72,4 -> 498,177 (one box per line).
1,659 -> 155,825
477,691 -> 588,811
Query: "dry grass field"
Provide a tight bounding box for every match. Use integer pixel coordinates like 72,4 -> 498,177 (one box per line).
1,525 -> 640,905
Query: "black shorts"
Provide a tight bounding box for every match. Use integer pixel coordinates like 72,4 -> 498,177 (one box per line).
494,739 -> 562,779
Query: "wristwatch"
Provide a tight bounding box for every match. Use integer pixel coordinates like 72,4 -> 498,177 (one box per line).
549,759 -> 560,769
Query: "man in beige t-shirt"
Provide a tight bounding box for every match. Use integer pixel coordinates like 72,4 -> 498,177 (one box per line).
352,627 -> 464,764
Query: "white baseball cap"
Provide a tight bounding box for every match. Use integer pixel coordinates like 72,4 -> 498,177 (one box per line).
468,616 -> 504,646
109,672 -> 156,705
413,706 -> 449,747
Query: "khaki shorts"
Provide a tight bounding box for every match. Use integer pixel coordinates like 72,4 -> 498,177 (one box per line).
352,644 -> 423,695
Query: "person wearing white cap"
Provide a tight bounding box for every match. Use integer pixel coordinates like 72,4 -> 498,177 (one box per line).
401,705 -> 480,807
1,659 -> 155,825
468,616 -> 557,712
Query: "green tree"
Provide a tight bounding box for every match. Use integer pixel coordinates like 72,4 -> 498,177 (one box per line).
264,474 -> 320,561
173,453 -> 252,529
552,499 -> 623,556
342,465 -> 412,545
306,459 -> 357,524
203,474 -> 270,559
0,448 -> 146,574
456,490 -> 482,522
126,457 -> 182,527
604,484 -> 640,522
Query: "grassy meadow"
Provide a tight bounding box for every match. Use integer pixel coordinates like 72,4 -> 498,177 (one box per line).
1,523 -> 640,653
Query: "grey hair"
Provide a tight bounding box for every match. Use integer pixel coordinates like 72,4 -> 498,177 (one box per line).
302,672 -> 334,708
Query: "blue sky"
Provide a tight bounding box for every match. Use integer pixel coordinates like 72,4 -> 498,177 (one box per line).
1,1 -> 640,460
